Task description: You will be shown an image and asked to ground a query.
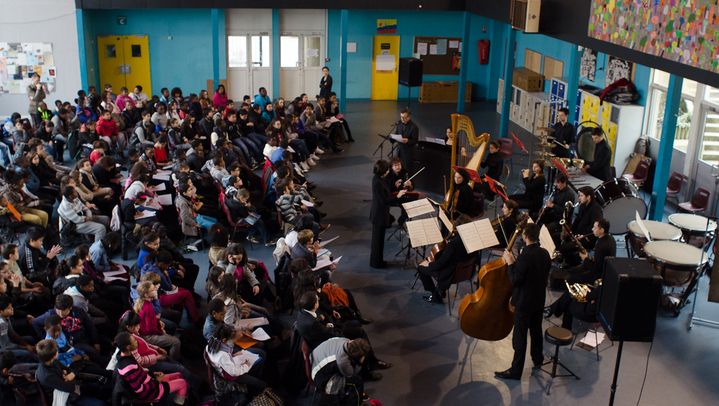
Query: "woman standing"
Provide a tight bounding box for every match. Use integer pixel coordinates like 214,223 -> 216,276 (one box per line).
213,84 -> 228,111
319,66 -> 333,100
27,73 -> 46,128
369,160 -> 405,268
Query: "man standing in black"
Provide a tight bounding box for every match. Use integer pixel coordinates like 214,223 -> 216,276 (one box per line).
394,108 -> 419,172
496,223 -> 551,380
551,108 -> 575,158
583,127 -> 612,181
370,160 -> 406,268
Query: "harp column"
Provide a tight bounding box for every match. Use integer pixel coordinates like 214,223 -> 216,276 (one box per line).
498,25 -> 516,138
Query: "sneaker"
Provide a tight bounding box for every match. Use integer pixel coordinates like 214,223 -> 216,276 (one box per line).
300,161 -> 310,171
248,236 -> 261,244
315,147 -> 325,155
294,163 -> 305,174
185,245 -> 198,252
306,158 -> 317,167
310,154 -> 320,161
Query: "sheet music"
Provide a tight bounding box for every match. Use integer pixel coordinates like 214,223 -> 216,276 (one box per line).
405,218 -> 443,248
312,256 -> 342,271
456,218 -> 500,253
635,211 -> 652,242
389,133 -> 404,142
438,208 -> 454,234
235,317 -> 269,330
152,173 -> 171,181
156,194 -> 173,206
539,225 -> 556,256
402,198 -> 435,218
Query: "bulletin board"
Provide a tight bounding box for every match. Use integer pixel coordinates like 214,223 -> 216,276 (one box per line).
413,36 -> 462,75
0,42 -> 56,94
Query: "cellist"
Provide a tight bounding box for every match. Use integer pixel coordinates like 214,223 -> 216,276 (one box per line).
496,223 -> 551,380
416,215 -> 473,305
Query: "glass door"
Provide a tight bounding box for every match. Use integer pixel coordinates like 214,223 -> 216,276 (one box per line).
280,33 -> 324,99
228,34 -> 272,100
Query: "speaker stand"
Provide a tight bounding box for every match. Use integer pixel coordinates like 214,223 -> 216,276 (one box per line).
608,340 -> 624,406
406,85 -> 412,108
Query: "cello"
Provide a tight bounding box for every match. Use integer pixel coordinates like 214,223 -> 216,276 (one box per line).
457,214 -> 528,341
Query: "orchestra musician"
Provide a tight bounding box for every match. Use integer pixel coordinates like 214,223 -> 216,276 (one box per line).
558,186 -> 603,267
370,159 -> 406,269
447,168 -> 475,220
539,173 -> 576,232
508,160 -> 546,214
551,108 -> 575,158
496,223 -> 551,380
582,127 -> 612,181
480,140 -> 504,200
386,157 -> 417,225
495,200 -> 520,248
545,219 -> 614,329
394,108 -> 419,172
416,217 -> 472,305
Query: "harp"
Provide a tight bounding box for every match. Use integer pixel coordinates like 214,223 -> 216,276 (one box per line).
443,114 -> 490,207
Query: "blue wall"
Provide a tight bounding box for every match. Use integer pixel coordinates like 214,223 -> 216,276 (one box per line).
84,9 -> 225,95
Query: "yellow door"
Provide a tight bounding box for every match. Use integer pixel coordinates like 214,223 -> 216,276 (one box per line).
371,35 -> 400,100
97,35 -> 151,94
122,35 -> 152,96
97,36 -> 126,92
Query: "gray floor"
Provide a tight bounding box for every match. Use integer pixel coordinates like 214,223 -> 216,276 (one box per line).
182,100 -> 719,405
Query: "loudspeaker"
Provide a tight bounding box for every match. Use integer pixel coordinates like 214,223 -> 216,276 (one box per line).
399,58 -> 423,87
510,0 -> 541,33
598,258 -> 662,342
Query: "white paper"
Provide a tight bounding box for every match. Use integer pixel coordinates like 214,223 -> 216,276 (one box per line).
424,137 -> 446,145
152,173 -> 171,181
578,331 -> 605,349
301,199 -> 314,208
635,211 -> 652,242
103,270 -> 127,277
346,42 -> 357,53
104,276 -> 127,283
417,42 -> 428,56
153,183 -> 167,192
234,350 -> 260,366
401,198 -> 435,219
429,44 -> 438,55
156,194 -> 173,206
539,225 -> 556,256
235,317 -> 269,330
449,40 -> 459,49
319,236 -> 339,248
143,199 -> 161,210
457,218 -> 501,253
389,133 -> 404,142
435,39 -> 448,55
376,54 -> 396,71
135,209 -> 156,219
313,256 -> 342,271
251,327 -> 271,341
405,218 -> 443,248
438,209 -> 454,234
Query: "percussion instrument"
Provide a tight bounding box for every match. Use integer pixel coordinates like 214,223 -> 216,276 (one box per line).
594,178 -> 647,235
626,220 -> 682,257
572,158 -> 585,168
644,240 -> 707,287
535,127 -> 556,135
668,213 -> 717,248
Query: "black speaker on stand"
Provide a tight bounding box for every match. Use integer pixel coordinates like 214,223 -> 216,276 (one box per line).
598,257 -> 662,406
399,58 -> 423,107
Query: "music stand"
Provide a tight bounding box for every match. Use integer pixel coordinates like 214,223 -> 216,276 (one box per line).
373,133 -> 394,158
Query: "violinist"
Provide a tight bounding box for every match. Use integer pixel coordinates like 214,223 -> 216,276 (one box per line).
370,159 -> 406,269
480,141 -> 504,200
417,216 -> 472,305
386,158 -> 415,225
447,168 -> 475,220
494,200 -> 519,248
558,186 -> 602,267
508,160 -> 546,214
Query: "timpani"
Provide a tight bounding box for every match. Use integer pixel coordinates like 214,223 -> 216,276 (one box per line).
626,220 -> 682,257
668,213 -> 717,248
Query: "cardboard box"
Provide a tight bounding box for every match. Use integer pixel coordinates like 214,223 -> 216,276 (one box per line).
419,81 -> 472,103
512,67 -> 544,92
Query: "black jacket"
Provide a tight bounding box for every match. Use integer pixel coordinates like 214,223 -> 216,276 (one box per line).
572,200 -> 603,237
370,174 -> 393,226
587,139 -> 612,181
450,182 -> 475,218
548,186 -> 576,220
481,152 -> 504,180
523,174 -> 546,211
552,121 -> 575,158
421,235 -> 470,292
296,309 -> 338,350
509,243 -> 551,313
397,120 -> 419,147
568,234 -> 616,284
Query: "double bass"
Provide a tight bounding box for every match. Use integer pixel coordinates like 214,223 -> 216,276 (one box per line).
457,214 -> 528,341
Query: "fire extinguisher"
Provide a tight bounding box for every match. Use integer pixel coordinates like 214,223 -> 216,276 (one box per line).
478,39 -> 490,65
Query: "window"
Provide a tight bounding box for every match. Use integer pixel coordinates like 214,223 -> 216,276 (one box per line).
674,98 -> 694,153
699,110 -> 719,165
304,36 -> 321,68
228,36 -> 247,68
251,35 -> 270,67
130,44 -> 141,57
280,36 -> 300,68
645,69 -> 696,154
647,88 -> 666,140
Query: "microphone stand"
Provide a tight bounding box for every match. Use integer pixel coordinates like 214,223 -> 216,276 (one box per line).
373,123 -> 398,158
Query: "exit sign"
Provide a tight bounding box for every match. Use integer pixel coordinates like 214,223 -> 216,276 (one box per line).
117,16 -> 127,25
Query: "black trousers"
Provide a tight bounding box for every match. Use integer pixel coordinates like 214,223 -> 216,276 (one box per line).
510,309 -> 544,373
370,223 -> 386,267
396,145 -> 414,173
550,291 -> 597,330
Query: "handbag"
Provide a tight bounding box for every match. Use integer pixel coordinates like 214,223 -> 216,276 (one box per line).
248,387 -> 284,406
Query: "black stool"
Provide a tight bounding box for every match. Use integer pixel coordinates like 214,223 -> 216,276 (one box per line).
539,326 -> 580,394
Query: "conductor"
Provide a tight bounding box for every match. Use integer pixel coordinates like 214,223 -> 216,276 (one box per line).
394,108 -> 419,171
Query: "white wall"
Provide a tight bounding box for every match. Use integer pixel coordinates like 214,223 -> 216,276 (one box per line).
0,0 -> 81,117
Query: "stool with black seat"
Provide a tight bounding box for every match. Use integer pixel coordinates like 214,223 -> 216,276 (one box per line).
538,326 -> 580,394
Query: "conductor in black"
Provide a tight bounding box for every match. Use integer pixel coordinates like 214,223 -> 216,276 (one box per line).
496,223 -> 552,380
395,108 -> 419,172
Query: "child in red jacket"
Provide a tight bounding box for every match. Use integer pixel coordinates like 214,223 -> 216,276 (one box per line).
95,110 -> 118,143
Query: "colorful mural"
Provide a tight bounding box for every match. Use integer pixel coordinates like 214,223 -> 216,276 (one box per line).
588,0 -> 719,73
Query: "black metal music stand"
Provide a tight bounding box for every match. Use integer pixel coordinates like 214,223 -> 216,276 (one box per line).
373,133 -> 394,158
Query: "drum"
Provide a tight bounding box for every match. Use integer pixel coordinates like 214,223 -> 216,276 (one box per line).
644,240 -> 707,286
594,178 -> 647,235
668,213 -> 717,248
626,220 -> 682,257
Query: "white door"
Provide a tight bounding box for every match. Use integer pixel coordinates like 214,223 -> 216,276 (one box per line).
279,33 -> 324,100
227,34 -> 272,101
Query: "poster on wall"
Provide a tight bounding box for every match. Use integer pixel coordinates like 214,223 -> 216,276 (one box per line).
605,55 -> 633,85
0,42 -> 56,94
588,0 -> 719,74
377,19 -> 397,34
580,47 -> 597,82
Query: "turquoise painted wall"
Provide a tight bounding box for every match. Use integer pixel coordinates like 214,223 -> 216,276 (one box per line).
84,9 -> 226,96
